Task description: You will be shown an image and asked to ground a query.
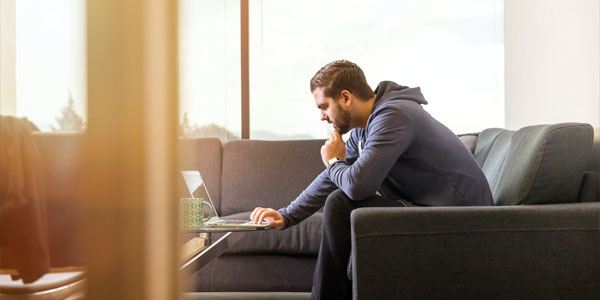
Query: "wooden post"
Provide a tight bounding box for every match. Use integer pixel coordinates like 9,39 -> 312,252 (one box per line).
85,0 -> 179,298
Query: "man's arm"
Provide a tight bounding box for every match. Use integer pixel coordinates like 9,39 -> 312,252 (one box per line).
250,170 -> 337,229
277,170 -> 337,228
326,105 -> 415,200
252,131 -> 360,229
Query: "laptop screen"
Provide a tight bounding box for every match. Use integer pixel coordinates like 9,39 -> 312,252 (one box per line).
181,170 -> 219,219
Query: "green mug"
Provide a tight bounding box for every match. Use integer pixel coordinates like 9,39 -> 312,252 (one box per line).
180,197 -> 214,230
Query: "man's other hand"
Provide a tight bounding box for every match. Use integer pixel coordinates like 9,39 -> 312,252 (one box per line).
250,207 -> 285,230
320,129 -> 346,166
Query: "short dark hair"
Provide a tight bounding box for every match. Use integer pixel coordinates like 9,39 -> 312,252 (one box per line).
310,60 -> 374,101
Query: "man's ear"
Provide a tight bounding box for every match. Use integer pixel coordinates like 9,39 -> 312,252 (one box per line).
340,90 -> 351,106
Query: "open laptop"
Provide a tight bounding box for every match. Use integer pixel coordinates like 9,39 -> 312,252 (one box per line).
181,170 -> 269,229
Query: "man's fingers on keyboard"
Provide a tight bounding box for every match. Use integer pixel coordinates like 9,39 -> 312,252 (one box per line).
253,210 -> 263,223
257,211 -> 267,224
251,207 -> 263,221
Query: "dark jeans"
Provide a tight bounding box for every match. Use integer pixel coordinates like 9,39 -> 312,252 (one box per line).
311,189 -> 407,300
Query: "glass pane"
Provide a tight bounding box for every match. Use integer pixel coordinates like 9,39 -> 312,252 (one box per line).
15,0 -> 87,131
249,0 -> 504,139
179,0 -> 241,142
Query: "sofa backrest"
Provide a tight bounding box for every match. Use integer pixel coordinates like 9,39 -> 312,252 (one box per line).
32,132 -> 85,267
220,139 -> 324,216
32,134 -> 227,266
473,123 -> 594,205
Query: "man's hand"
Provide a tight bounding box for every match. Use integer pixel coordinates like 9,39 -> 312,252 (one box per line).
320,129 -> 346,166
250,207 -> 285,230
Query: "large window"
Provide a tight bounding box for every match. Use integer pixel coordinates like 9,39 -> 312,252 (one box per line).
6,0 -> 87,131
179,0 -> 504,140
250,0 -> 504,138
179,0 -> 241,141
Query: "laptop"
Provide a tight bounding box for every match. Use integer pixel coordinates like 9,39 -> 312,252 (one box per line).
181,170 -> 269,229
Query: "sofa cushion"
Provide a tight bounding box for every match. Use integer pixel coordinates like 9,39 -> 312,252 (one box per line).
588,128 -> 600,171
457,133 -> 478,154
189,254 -> 316,292
474,123 -> 593,205
579,172 -> 600,203
476,130 -> 514,195
220,139 -> 324,216
223,211 -> 321,256
179,138 -> 223,214
472,128 -> 505,167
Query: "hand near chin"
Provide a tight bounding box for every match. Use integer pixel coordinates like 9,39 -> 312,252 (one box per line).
320,129 -> 346,166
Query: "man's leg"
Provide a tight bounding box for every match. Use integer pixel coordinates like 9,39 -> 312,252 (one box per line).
311,189 -> 406,300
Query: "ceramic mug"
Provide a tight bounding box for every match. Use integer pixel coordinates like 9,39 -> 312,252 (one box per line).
180,197 -> 214,230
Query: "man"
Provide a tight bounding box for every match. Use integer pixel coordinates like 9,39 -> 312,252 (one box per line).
250,60 -> 493,300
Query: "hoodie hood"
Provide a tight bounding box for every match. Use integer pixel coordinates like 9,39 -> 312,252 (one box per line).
373,81 -> 428,109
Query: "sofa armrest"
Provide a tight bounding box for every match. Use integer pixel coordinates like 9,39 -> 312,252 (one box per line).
350,203 -> 600,299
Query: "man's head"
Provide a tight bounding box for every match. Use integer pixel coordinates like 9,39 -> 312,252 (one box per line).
310,60 -> 374,134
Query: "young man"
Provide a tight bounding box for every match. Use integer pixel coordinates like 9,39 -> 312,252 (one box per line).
250,60 -> 493,300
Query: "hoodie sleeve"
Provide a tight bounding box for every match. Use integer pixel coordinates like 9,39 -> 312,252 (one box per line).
277,130 -> 362,228
326,104 -> 416,200
278,170 -> 337,228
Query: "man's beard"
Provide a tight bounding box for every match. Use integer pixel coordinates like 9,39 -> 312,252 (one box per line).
333,104 -> 351,134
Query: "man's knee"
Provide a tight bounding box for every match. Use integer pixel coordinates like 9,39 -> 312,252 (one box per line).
324,189 -> 352,215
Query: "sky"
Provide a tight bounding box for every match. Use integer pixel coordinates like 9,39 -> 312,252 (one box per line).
14,0 -> 503,137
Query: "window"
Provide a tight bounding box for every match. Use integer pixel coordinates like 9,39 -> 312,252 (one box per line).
179,0 -> 241,141
250,0 -> 504,138
178,0 -> 504,140
9,0 -> 87,131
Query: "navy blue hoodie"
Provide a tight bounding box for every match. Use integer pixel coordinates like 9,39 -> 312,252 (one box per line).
279,81 -> 493,228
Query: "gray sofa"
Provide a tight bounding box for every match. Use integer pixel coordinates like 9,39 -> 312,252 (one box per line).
350,123 -> 599,299
178,122 -> 599,299
32,123 -> 599,299
178,138 -> 325,294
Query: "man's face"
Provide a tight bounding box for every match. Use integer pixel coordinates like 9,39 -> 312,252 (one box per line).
313,87 -> 352,134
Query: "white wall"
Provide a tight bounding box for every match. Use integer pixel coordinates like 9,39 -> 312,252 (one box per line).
505,0 -> 600,129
